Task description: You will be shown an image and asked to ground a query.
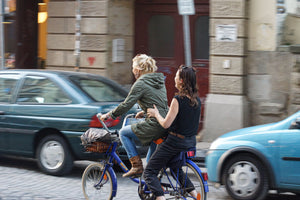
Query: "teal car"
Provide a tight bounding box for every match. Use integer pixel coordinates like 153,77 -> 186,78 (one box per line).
0,70 -> 140,176
206,111 -> 300,200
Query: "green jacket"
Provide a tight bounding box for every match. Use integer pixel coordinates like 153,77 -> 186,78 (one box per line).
110,73 -> 168,145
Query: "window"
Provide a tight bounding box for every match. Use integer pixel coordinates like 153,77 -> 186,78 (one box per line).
0,74 -> 20,103
17,76 -> 71,104
194,16 -> 209,60
148,15 -> 175,57
69,76 -> 126,102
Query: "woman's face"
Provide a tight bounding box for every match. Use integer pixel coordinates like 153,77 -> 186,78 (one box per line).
132,66 -> 141,79
174,70 -> 181,90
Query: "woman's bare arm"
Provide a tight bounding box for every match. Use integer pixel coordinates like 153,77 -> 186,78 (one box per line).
147,98 -> 179,129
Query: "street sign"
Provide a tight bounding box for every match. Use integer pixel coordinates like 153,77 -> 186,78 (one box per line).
177,0 -> 195,15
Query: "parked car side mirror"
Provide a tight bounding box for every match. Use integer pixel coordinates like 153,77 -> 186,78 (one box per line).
289,117 -> 300,129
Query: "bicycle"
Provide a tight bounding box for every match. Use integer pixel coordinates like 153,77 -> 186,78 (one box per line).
81,114 -> 209,200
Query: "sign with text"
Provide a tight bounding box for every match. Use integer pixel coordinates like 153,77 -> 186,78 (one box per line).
177,0 -> 195,15
216,24 -> 237,42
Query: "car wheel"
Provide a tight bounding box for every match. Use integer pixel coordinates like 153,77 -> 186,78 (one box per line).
222,153 -> 269,200
36,135 -> 73,176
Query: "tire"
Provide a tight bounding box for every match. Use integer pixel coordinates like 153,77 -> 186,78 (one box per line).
82,163 -> 113,200
157,163 -> 207,200
36,135 -> 73,176
222,153 -> 269,200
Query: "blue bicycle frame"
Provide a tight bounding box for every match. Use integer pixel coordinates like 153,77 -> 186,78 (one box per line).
95,141 -> 209,199
92,114 -> 209,199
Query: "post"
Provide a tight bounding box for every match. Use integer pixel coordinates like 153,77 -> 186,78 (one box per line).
74,0 -> 81,71
0,0 -> 5,70
177,0 -> 195,67
183,15 -> 192,67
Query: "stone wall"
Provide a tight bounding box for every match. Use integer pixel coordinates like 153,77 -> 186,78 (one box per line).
203,0 -> 249,142
282,14 -> 300,45
46,0 -> 134,84
247,49 -> 294,125
106,0 -> 134,84
47,0 -> 109,76
289,45 -> 300,114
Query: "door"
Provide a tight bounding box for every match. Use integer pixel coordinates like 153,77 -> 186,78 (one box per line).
135,0 -> 209,130
0,73 -> 21,150
279,129 -> 300,186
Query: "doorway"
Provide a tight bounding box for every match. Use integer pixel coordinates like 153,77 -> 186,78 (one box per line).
135,0 -> 209,130
2,0 -> 47,69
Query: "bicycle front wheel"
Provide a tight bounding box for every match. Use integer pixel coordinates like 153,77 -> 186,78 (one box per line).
82,163 -> 113,200
162,162 -> 207,200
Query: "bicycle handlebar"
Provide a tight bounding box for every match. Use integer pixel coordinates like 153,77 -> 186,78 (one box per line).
96,113 -> 112,133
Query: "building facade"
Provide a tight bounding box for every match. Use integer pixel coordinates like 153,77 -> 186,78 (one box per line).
1,0 -> 300,141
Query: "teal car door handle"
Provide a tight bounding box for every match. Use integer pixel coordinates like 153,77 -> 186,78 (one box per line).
0,111 -> 5,115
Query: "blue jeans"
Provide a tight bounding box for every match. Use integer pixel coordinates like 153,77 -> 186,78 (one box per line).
119,125 -> 156,162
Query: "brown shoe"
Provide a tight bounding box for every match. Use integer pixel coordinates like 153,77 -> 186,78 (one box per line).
123,155 -> 143,178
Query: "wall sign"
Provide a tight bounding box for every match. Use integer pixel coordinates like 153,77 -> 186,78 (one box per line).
216,24 -> 237,42
112,39 -> 125,63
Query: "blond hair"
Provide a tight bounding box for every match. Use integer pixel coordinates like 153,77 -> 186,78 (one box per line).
132,54 -> 157,73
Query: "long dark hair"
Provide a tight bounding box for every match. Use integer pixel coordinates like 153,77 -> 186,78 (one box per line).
176,65 -> 199,107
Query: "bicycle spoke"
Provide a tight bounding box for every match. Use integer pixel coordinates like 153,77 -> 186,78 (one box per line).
82,163 -> 113,200
159,163 -> 207,200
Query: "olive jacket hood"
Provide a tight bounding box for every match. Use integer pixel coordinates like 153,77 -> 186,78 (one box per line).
110,72 -> 169,145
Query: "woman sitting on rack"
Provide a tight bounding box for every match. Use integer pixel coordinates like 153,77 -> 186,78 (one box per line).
145,65 -> 201,200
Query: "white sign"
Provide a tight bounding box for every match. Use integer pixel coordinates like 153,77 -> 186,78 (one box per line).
177,0 -> 195,15
216,24 -> 237,42
112,39 -> 125,63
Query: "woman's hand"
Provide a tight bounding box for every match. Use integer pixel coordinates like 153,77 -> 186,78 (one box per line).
98,112 -> 110,121
135,111 -> 145,119
147,105 -> 159,118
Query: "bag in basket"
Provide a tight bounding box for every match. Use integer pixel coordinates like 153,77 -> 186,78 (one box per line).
81,128 -> 112,153
80,128 -> 111,145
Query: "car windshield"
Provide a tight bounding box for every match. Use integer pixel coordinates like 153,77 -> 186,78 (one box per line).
69,75 -> 127,102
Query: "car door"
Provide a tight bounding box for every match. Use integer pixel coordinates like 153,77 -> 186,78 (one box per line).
8,74 -> 73,155
279,126 -> 300,186
0,73 -> 21,151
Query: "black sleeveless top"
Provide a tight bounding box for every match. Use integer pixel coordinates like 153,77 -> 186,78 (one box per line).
168,95 -> 201,137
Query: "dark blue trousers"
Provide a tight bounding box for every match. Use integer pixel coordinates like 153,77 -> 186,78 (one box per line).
144,134 -> 196,197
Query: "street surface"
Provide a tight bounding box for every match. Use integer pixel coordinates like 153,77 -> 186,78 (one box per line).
0,155 -> 298,200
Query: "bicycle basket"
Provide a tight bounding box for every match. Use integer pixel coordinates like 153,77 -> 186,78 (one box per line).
85,141 -> 111,153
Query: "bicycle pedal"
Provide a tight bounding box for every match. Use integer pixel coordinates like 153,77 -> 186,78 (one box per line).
130,173 -> 142,178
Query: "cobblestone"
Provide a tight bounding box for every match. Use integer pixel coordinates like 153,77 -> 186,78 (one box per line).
0,154 -> 298,200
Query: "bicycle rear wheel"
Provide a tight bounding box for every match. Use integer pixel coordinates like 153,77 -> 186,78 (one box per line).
161,162 -> 207,200
82,163 -> 113,200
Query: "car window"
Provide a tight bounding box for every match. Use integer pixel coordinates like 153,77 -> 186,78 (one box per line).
289,117 -> 300,129
69,76 -> 126,102
16,75 -> 72,104
0,74 -> 20,103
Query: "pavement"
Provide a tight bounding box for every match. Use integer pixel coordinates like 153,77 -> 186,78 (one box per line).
194,141 -> 211,166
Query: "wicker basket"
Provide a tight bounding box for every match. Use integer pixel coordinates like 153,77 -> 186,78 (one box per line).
85,141 -> 111,153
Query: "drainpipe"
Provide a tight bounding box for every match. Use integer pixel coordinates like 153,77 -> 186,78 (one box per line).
74,0 -> 81,71
0,0 -> 5,70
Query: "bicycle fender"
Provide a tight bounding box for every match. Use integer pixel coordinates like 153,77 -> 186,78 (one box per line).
107,166 -> 118,197
186,160 -> 209,192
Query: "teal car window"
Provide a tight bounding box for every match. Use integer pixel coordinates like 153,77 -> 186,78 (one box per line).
0,74 -> 20,103
17,75 -> 71,104
70,77 -> 126,102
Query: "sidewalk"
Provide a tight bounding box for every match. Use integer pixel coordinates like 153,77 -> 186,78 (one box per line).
193,141 -> 211,166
